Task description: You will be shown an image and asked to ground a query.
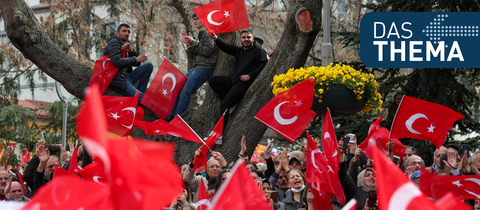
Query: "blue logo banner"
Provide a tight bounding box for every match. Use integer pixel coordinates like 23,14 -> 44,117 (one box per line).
360,13 -> 480,68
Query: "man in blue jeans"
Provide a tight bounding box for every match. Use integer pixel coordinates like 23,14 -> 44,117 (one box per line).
106,23 -> 153,102
166,13 -> 217,121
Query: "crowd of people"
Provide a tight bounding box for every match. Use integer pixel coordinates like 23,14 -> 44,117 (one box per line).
2,133 -> 480,210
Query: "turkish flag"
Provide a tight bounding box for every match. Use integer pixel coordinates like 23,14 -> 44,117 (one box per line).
322,108 -> 341,175
197,178 -> 211,210
434,192 -> 472,210
250,153 -> 266,164
306,132 -> 345,206
359,127 -> 406,159
193,114 -> 224,173
419,167 -> 480,200
21,148 -> 31,164
89,49 -> 126,94
53,163 -> 74,179
390,96 -> 464,148
210,159 -> 273,210
77,86 -> 183,210
134,115 -> 203,143
22,174 -> 112,210
6,142 -> 15,155
141,58 -> 186,119
193,0 -> 249,34
102,93 -> 139,137
255,79 -> 316,143
371,144 -> 437,210
76,161 -> 107,185
68,143 -> 78,173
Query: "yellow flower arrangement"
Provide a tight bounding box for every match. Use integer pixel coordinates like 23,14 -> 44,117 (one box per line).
271,63 -> 383,115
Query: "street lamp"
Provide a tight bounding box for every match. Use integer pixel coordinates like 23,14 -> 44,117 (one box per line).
55,81 -> 68,148
322,0 -> 333,67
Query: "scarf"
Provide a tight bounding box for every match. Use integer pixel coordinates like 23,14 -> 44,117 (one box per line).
357,168 -> 376,192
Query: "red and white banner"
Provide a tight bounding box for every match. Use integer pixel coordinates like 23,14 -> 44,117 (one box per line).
193,0 -> 249,33
141,58 -> 186,119
255,79 -> 316,143
390,96 -> 464,148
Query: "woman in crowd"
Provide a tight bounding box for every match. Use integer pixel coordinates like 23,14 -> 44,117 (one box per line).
167,182 -> 194,210
339,140 -> 377,210
214,169 -> 231,193
282,169 -> 314,210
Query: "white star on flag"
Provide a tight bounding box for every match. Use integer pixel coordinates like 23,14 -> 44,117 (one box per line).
108,112 -> 120,120
452,180 -> 463,187
224,11 -> 230,18
162,89 -> 168,96
427,124 -> 435,133
154,130 -> 161,134
294,100 -> 303,107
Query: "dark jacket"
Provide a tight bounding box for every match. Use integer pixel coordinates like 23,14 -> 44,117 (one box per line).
214,38 -> 268,84
339,161 -> 368,210
187,28 -> 217,69
104,36 -> 140,89
282,188 -> 308,210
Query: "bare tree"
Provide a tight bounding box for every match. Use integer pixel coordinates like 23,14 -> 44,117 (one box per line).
1,0 -> 322,163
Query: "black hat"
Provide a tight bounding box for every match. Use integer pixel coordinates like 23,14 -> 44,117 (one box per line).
289,157 -> 302,165
254,35 -> 264,45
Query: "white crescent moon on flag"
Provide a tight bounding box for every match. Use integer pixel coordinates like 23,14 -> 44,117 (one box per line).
93,176 -> 106,186
102,58 -> 111,69
405,113 -> 428,134
52,181 -> 69,205
207,10 -> 225,26
388,182 -> 422,210
464,178 -> 480,199
120,107 -> 136,129
162,73 -> 177,92
311,149 -> 321,170
197,199 -> 211,207
274,101 -> 298,125
324,132 -> 331,140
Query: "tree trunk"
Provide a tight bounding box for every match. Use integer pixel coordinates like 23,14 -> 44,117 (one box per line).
0,0 -> 322,164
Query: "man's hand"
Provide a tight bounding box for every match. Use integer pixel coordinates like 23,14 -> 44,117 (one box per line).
210,151 -> 227,168
207,33 -> 218,40
240,75 -> 251,82
458,150 -> 471,174
182,32 -> 194,47
60,146 -> 69,163
280,151 -> 290,171
239,135 -> 247,157
121,43 -> 134,52
353,147 -> 364,162
136,55 -> 148,63
338,138 -> 345,162
404,165 -> 416,178
264,139 -> 274,160
194,148 -> 202,159
3,177 -> 12,196
267,49 -> 274,57
444,152 -> 458,170
37,142 -> 50,163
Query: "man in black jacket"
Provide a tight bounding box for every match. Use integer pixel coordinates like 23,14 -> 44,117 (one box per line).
106,23 -> 153,102
207,30 -> 268,128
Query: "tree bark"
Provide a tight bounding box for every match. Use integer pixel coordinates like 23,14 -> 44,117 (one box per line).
1,0 -> 322,164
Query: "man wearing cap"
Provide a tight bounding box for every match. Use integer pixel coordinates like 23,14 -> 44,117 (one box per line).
289,157 -> 302,171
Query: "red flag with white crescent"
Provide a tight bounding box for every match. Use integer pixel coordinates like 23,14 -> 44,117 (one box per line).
321,108 -> 341,176
306,132 -> 345,207
255,79 -> 316,143
419,167 -> 480,200
197,178 -> 211,210
193,114 -> 224,173
209,159 -> 273,210
134,116 -> 203,143
141,58 -> 186,119
89,49 -> 126,94
76,161 -> 107,185
359,126 -> 406,159
193,0 -> 249,33
102,93 -> 139,137
371,143 -> 437,210
390,96 -> 464,148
